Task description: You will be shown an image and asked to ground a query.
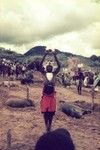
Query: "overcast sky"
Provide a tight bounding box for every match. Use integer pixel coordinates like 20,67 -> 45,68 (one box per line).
0,0 -> 100,57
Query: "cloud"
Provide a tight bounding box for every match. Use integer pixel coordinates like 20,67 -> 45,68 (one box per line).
80,22 -> 100,51
0,0 -> 100,56
89,23 -> 100,49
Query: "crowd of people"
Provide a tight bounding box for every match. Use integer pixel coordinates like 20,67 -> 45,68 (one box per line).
61,67 -> 100,94
0,58 -> 27,78
0,55 -> 99,91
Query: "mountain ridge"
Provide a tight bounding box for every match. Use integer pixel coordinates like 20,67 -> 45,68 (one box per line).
0,46 -> 100,68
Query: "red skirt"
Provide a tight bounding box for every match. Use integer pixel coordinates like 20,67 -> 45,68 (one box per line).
40,92 -> 56,113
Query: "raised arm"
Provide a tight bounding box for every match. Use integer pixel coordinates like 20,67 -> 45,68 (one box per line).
40,53 -> 47,67
39,52 -> 48,73
53,51 -> 61,74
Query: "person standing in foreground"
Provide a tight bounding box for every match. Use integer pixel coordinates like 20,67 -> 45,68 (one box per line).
39,49 -> 60,132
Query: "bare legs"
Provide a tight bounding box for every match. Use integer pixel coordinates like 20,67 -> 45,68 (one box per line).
43,112 -> 55,132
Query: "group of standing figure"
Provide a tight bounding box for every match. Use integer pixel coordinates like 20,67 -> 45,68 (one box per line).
0,59 -> 27,78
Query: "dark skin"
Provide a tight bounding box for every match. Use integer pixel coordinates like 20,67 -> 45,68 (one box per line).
40,50 -> 60,83
40,50 -> 60,132
77,68 -> 84,95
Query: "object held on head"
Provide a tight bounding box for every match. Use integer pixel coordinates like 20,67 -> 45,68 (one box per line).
45,49 -> 52,54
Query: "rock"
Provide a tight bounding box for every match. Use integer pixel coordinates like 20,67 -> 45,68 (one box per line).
60,102 -> 91,119
35,128 -> 75,150
1,81 -> 19,88
21,79 -> 34,85
5,99 -> 34,108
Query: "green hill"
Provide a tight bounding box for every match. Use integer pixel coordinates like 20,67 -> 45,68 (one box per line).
0,46 -> 100,68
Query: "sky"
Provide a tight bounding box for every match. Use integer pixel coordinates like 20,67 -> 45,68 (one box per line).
0,0 -> 100,57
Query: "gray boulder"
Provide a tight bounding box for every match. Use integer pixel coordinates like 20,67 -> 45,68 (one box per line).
60,102 -> 91,119
6,99 -> 34,108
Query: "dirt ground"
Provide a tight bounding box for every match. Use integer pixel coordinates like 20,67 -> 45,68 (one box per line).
0,78 -> 100,150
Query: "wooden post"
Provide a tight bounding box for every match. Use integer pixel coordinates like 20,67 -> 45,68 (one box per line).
7,129 -> 11,150
26,85 -> 29,100
8,77 -> 10,90
91,88 -> 95,111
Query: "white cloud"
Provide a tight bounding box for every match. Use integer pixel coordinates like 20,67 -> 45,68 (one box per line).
0,0 -> 100,56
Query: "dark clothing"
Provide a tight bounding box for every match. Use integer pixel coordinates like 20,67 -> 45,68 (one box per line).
77,71 -> 84,95
78,72 -> 84,80
43,81 -> 55,95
